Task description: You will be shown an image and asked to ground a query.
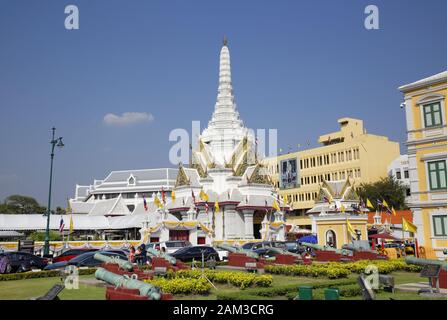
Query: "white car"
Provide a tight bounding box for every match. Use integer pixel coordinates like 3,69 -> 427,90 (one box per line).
146,240 -> 192,254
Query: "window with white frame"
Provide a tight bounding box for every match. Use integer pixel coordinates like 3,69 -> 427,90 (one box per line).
423,102 -> 442,128
428,160 -> 447,190
433,215 -> 447,236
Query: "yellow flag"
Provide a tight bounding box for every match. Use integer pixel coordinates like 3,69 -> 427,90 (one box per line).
340,204 -> 346,213
346,219 -> 357,238
366,199 -> 374,209
200,189 -> 209,202
154,196 -> 162,208
214,201 -> 220,213
391,207 -> 397,216
69,215 -> 74,233
171,190 -> 176,201
272,200 -> 281,212
382,199 -> 390,209
402,217 -> 417,233
283,194 -> 288,204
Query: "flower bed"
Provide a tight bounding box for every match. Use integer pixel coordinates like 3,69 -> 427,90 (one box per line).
265,259 -> 422,279
167,269 -> 273,289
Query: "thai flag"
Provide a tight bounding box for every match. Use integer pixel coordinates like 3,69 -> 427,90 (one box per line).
59,217 -> 65,233
161,187 -> 166,204
143,197 -> 148,211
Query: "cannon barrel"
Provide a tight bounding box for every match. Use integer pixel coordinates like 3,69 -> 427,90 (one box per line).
216,244 -> 259,259
342,244 -> 375,254
95,268 -> 161,300
405,256 -> 447,271
94,253 -> 133,271
268,246 -> 302,258
301,242 -> 352,256
146,248 -> 177,265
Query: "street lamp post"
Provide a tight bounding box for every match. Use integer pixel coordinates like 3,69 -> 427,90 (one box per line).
43,127 -> 64,256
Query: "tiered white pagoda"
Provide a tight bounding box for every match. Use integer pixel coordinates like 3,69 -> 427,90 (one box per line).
140,38 -> 287,245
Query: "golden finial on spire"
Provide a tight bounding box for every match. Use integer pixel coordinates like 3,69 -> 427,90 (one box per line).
223,35 -> 228,46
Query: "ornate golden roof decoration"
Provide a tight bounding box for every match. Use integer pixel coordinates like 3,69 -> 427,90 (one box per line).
175,164 -> 191,187
247,164 -> 272,185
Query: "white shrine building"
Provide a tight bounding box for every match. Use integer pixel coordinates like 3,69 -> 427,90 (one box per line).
53,38 -> 287,244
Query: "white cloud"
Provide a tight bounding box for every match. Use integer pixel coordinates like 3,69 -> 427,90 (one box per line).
103,112 -> 154,126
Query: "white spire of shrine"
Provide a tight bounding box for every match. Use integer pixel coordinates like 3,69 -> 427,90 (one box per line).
201,37 -> 250,165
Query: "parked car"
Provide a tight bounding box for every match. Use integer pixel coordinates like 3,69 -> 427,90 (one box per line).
52,248 -> 98,263
0,251 -> 48,274
146,240 -> 192,254
170,246 -> 220,262
241,241 -> 287,251
44,250 -> 127,270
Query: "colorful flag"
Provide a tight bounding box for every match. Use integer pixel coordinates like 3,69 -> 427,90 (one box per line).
171,190 -> 176,202
143,197 -> 148,211
366,198 -> 374,209
199,189 -> 209,202
402,217 -> 417,233
340,204 -> 346,213
323,195 -> 333,204
161,187 -> 166,204
272,200 -> 281,212
391,207 -> 397,216
205,202 -> 209,214
346,219 -> 357,239
154,195 -> 162,208
191,190 -> 196,204
214,201 -> 220,213
59,216 -> 65,233
69,215 -> 74,233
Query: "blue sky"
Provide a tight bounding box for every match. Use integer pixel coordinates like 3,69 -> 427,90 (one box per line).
0,0 -> 446,208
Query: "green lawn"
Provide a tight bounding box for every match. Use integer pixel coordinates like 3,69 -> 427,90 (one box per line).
0,271 -> 443,301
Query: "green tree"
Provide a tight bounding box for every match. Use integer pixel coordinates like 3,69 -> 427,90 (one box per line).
28,231 -> 62,241
0,195 -> 46,214
357,176 -> 408,210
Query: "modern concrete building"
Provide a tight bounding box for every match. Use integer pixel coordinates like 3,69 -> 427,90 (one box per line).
263,118 -> 401,220
387,154 -> 411,201
399,70 -> 447,259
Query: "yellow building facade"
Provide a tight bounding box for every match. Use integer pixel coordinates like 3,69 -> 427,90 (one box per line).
399,71 -> 447,259
263,118 -> 400,220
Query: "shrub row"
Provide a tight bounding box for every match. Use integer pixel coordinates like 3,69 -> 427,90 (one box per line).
0,268 -> 96,281
167,269 -> 273,289
265,259 -> 422,279
265,264 -> 351,279
216,279 -> 357,300
145,277 -> 212,295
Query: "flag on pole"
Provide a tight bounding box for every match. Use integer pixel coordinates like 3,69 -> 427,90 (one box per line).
154,195 -> 162,208
143,197 -> 148,211
171,190 -> 176,202
205,202 -> 209,214
59,216 -> 65,234
272,200 -> 281,212
366,198 -> 374,209
346,219 -> 357,239
161,187 -> 166,204
340,204 -> 346,213
324,195 -> 333,204
391,207 -> 397,216
214,201 -> 220,213
69,215 -> 74,234
199,189 -> 209,202
382,199 -> 390,209
191,190 -> 196,204
402,217 -> 417,233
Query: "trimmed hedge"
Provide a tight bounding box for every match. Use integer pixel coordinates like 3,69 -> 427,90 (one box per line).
167,269 -> 273,289
265,259 -> 422,279
0,268 -> 96,281
216,279 -> 357,300
145,277 -> 212,295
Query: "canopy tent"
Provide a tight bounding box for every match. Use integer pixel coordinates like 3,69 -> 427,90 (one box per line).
368,233 -> 400,240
